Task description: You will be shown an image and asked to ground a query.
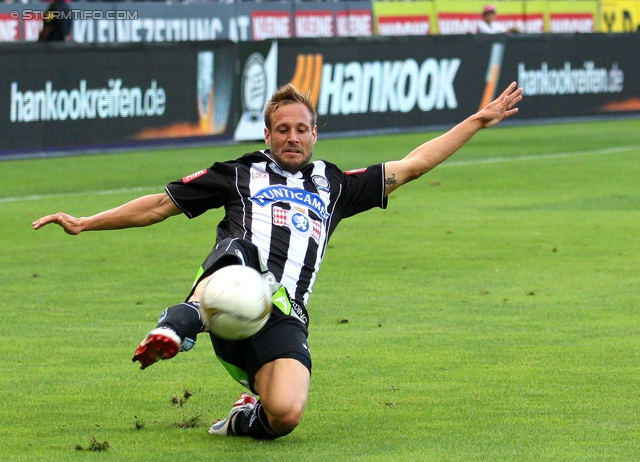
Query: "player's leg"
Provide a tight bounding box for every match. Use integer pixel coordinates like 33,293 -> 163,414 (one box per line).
133,238 -> 257,369
132,301 -> 205,369
132,237 -> 280,369
253,358 -> 310,435
209,301 -> 312,439
209,358 -> 310,439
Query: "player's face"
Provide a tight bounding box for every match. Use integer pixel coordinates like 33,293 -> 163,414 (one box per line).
484,11 -> 496,22
265,103 -> 317,173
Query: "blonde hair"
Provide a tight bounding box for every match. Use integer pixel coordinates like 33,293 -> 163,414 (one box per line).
263,84 -> 317,130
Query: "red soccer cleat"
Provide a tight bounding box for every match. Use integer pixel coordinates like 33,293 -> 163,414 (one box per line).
132,328 -> 180,370
208,392 -> 257,436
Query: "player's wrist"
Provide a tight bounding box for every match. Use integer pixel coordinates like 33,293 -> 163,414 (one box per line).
464,113 -> 486,132
75,216 -> 94,233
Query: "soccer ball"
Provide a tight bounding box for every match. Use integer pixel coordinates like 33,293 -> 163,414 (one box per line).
199,265 -> 272,341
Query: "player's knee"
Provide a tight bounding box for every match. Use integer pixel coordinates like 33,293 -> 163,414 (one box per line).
267,402 -> 305,435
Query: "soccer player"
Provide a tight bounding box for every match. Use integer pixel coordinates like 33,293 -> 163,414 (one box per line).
33,82 -> 523,440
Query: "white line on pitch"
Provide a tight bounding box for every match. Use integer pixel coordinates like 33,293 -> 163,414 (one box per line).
0,186 -> 164,204
1,145 -> 638,204
441,145 -> 638,167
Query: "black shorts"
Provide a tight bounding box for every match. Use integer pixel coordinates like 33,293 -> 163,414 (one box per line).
192,238 -> 312,393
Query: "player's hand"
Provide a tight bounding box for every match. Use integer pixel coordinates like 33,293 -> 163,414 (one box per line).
32,212 -> 84,235
478,82 -> 523,129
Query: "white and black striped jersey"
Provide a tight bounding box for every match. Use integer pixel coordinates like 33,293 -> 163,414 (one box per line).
166,150 -> 387,307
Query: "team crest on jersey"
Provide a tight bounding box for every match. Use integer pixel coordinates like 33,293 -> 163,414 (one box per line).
273,206 -> 321,243
311,175 -> 330,193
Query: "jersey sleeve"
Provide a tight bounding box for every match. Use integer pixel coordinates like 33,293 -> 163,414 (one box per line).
165,161 -> 236,219
339,163 -> 388,218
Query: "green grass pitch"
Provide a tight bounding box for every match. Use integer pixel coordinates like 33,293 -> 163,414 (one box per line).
1,118 -> 639,460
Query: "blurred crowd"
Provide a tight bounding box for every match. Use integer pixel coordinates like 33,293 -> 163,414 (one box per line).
4,0 -> 359,3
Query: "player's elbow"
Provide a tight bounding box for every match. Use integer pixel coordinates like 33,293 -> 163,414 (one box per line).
145,211 -> 170,226
404,163 -> 435,183
147,194 -> 182,224
403,156 -> 437,181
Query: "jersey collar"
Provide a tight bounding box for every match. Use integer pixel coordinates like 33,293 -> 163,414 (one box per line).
262,150 -> 304,179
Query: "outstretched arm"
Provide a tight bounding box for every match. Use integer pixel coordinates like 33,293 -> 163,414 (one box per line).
383,82 -> 523,196
32,193 -> 182,235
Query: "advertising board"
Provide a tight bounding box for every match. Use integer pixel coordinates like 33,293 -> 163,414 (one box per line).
506,34 -> 639,118
1,33 -> 638,155
601,0 -> 640,32
0,41 -> 235,153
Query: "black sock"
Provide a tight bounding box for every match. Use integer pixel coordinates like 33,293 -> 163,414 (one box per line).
157,302 -> 204,351
230,401 -> 279,440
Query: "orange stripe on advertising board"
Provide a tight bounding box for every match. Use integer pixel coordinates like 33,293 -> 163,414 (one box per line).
479,42 -> 504,110
290,54 -> 323,108
603,98 -> 640,112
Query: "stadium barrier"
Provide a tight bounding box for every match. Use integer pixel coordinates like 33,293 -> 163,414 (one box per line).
1,33 -> 639,156
2,0 -> 636,44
